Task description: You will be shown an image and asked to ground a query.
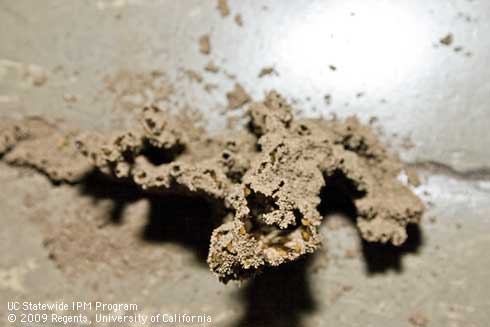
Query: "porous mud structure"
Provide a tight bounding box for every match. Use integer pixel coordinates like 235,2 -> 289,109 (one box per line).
0,92 -> 424,283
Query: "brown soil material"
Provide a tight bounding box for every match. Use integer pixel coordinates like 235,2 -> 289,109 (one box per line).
440,34 -> 453,46
41,198 -> 178,279
217,0 -> 230,17
183,69 -> 204,83
204,61 -> 220,73
0,119 -> 28,154
198,34 -> 211,55
0,91 -> 424,283
234,14 -> 243,26
258,67 -> 278,78
226,83 -> 251,109
1,117 -> 91,183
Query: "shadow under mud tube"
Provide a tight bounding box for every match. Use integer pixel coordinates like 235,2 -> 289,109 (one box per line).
78,170 -> 223,265
361,224 -> 423,274
318,170 -> 425,275
142,195 -> 219,262
234,256 -> 317,327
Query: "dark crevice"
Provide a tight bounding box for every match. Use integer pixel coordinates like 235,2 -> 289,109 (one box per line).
140,141 -> 186,166
317,170 -> 364,224
245,189 -> 279,220
292,208 -> 303,225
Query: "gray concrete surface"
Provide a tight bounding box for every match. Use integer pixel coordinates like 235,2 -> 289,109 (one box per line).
1,1 -> 489,326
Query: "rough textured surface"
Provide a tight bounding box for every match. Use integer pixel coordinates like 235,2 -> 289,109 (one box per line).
76,106 -> 228,200
0,119 -> 28,154
226,83 -> 251,109
1,1 -> 490,326
199,34 -> 211,55
1,92 -> 424,283
1,117 -> 91,182
208,92 -> 423,281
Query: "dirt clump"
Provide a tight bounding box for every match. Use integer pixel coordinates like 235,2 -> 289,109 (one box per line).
258,67 -> 277,78
1,117 -> 91,183
234,14 -> 243,26
440,34 -> 453,46
226,83 -> 251,109
199,34 -> 211,55
183,69 -> 204,83
0,91 -> 424,283
217,0 -> 230,17
208,92 -> 424,281
204,61 -> 220,73
0,119 -> 28,154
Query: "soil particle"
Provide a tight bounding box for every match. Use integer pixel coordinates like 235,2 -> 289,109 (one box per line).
258,67 -> 277,78
217,0 -> 230,17
204,83 -> 219,93
204,61 -> 220,73
226,83 -> 251,109
440,33 -> 453,46
199,34 -> 211,55
234,14 -> 243,26
183,69 -> 204,83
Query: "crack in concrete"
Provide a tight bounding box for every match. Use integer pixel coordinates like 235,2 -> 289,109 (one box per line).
408,161 -> 490,181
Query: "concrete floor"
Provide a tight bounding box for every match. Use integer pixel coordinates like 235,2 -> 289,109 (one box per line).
1,1 -> 489,326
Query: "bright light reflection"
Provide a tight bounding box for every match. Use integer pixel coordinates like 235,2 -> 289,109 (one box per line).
278,2 -> 433,92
